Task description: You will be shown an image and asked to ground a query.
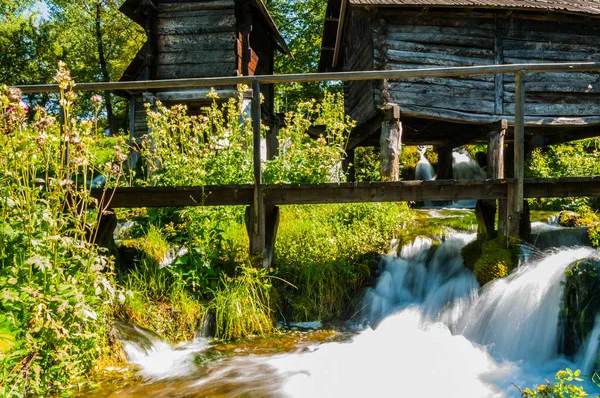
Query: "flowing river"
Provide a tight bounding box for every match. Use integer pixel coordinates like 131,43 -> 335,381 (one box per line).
84,220 -> 600,398
86,152 -> 600,397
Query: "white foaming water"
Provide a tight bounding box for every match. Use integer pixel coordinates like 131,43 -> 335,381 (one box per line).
460,247 -> 597,363
115,229 -> 600,397
415,147 -> 436,181
268,234 -> 600,398
577,314 -> 600,375
118,324 -> 208,379
450,149 -> 487,209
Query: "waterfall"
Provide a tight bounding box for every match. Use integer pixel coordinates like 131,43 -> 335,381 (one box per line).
112,227 -> 600,397
117,322 -> 209,379
269,232 -> 600,397
415,147 -> 436,181
450,149 -> 487,208
577,314 -> 600,375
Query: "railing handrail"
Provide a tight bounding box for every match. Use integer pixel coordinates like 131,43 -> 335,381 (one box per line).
14,62 -> 600,94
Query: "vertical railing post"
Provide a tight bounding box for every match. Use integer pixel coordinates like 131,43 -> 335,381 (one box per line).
506,71 -> 525,241
249,79 -> 266,264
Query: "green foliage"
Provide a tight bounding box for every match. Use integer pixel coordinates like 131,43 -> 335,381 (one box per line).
558,205 -> 599,228
209,266 -> 274,341
141,91 -> 254,187
264,92 -> 353,184
520,368 -> 588,398
561,259 -> 600,357
590,224 -> 600,248
114,261 -> 204,344
461,239 -> 483,272
266,0 -> 334,108
0,66 -> 126,396
473,237 -> 518,286
275,203 -> 412,320
527,139 -> 600,210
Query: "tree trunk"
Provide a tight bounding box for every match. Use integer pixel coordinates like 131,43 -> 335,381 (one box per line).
96,1 -> 114,135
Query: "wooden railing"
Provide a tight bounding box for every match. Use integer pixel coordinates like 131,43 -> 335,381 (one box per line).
13,62 -> 600,266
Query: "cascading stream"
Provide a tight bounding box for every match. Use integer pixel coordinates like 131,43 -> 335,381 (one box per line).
114,227 -> 600,397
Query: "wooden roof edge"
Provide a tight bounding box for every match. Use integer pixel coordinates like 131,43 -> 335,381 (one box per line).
250,0 -> 292,56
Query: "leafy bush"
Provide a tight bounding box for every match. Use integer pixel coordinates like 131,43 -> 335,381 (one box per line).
0,64 -> 125,396
263,92 -> 353,184
519,368 -> 588,397
527,139 -> 600,210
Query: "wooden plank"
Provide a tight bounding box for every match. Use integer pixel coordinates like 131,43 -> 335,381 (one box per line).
90,177 -> 600,209
157,50 -> 235,65
387,50 -> 494,67
504,81 -> 600,94
503,103 -> 600,117
157,63 -> 236,79
387,32 -> 493,50
158,1 -> 235,12
389,81 -> 495,100
494,17 -> 504,115
386,23 -> 495,38
157,14 -> 235,35
387,40 -> 494,59
158,32 -> 235,52
390,91 -> 496,114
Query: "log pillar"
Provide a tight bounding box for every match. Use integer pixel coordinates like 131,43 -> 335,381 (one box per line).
477,119 -> 507,238
436,146 -> 453,180
379,106 -> 402,181
248,81 -> 266,265
505,71 -> 525,242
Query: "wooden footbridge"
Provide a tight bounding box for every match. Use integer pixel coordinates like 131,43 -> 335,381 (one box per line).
17,62 -> 600,267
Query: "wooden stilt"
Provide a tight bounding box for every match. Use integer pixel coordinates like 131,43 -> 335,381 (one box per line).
506,71 -> 525,242
379,106 -> 402,181
436,146 -> 453,180
482,119 -> 507,238
249,81 -> 265,264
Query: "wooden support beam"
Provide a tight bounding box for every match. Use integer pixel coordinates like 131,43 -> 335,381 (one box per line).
380,106 -> 402,181
436,145 -> 453,180
263,206 -> 280,270
90,177 -> 600,208
505,71 -> 525,241
492,120 -> 508,236
249,80 -> 265,264
477,119 -> 507,238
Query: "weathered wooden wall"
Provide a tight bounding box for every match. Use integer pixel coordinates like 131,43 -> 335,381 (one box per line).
343,8 -> 600,127
342,13 -> 377,126
155,0 -> 238,80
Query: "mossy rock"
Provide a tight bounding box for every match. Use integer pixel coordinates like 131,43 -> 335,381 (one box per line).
461,239 -> 483,272
559,209 -> 599,228
473,237 -> 519,287
561,258 -> 600,358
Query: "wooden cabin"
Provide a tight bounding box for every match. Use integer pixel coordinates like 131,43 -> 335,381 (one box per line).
319,0 -> 600,180
117,0 -> 290,139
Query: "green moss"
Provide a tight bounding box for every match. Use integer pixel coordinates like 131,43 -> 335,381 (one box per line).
473,237 -> 519,286
461,239 -> 483,272
561,259 -> 600,358
558,205 -> 599,228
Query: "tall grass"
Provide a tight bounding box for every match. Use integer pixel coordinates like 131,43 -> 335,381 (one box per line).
209,266 -> 274,341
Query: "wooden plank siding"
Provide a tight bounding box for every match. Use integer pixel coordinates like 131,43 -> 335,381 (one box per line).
343,8 -> 600,127
380,12 -> 497,116
501,18 -> 600,117
342,15 -> 377,126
